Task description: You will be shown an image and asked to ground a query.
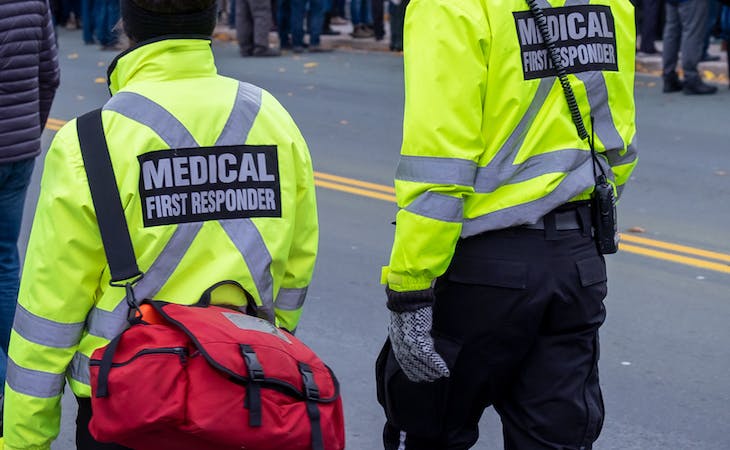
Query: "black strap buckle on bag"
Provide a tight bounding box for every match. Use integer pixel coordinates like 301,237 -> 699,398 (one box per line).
299,362 -> 324,450
240,344 -> 264,427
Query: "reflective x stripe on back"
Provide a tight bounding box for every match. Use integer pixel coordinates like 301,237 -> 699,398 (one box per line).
66,81 -> 271,387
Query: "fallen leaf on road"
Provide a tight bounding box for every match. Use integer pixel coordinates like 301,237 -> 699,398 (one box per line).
305,85 -> 315,90
278,67 -> 287,72
703,70 -> 716,80
715,170 -> 727,176
340,120 -> 349,125
76,95 -> 85,100
647,81 -> 656,87
94,77 -> 106,84
68,53 -> 79,59
287,92 -> 294,96
303,62 -> 318,68
97,62 -> 106,67
627,226 -> 646,233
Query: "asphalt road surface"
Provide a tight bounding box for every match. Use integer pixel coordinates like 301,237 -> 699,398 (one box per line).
13,29 -> 730,450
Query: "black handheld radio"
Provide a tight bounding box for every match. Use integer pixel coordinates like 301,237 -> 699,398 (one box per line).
525,0 -> 619,254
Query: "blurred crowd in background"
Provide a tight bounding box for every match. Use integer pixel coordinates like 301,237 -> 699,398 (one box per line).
44,0 -> 730,90
46,0 -> 411,55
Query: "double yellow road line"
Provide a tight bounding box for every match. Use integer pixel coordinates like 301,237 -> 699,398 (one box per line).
315,173 -> 730,275
45,118 -> 730,275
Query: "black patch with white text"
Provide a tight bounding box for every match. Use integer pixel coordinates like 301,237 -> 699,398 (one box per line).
514,5 -> 618,80
138,145 -> 281,227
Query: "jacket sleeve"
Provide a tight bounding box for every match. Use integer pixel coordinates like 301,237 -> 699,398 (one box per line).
38,0 -> 60,129
384,0 -> 489,292
4,124 -> 105,450
274,128 -> 318,332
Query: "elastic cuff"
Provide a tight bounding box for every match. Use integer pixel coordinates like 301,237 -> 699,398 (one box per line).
385,287 -> 434,312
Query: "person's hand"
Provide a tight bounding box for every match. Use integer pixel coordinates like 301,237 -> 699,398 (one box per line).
386,288 -> 450,382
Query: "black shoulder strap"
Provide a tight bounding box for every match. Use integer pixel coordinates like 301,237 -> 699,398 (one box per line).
77,108 -> 142,283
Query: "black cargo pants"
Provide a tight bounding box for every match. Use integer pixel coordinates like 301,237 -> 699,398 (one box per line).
377,203 -> 607,450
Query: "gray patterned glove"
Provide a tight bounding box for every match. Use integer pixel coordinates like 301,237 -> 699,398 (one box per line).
386,288 -> 451,383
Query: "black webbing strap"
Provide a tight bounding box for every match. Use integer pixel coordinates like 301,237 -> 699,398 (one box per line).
95,333 -> 124,398
77,109 -> 142,283
299,362 -> 324,450
240,344 -> 264,427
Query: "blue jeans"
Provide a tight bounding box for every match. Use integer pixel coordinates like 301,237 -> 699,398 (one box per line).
278,0 -> 292,46
82,0 -> 95,43
350,0 -> 372,25
93,0 -> 120,46
0,158 -> 35,384
290,0 -> 327,46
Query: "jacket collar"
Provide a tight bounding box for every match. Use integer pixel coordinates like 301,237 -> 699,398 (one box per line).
107,36 -> 217,95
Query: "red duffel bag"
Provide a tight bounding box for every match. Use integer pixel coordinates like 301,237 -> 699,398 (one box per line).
88,299 -> 345,450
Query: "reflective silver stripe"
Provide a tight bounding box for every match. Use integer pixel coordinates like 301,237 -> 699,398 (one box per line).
12,304 -> 85,348
474,77 -> 555,193
220,219 -> 275,322
275,287 -> 308,311
395,156 -> 477,187
87,223 -> 203,340
69,351 -> 90,386
7,357 -> 65,398
216,82 -> 263,146
575,71 -> 624,151
606,139 -> 638,167
404,192 -> 463,223
125,223 -> 203,305
103,91 -> 198,148
475,147 -> 592,193
462,157 -> 597,236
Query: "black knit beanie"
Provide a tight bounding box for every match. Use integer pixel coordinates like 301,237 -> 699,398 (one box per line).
121,0 -> 218,43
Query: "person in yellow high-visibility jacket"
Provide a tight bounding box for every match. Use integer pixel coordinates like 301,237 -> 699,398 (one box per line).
376,0 -> 638,448
3,1 -> 318,449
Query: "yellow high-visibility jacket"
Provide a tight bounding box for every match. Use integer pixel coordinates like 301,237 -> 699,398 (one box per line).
4,38 -> 318,450
384,0 -> 638,292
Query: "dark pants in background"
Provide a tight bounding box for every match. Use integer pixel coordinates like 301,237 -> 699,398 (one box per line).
236,0 -> 273,54
639,0 -> 662,52
377,204 -> 608,449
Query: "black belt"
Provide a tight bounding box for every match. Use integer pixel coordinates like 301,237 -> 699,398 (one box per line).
522,204 -> 589,231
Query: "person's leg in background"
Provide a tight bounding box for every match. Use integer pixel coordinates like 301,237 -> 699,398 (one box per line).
662,0 -> 684,91
229,0 -> 237,28
81,0 -> 95,44
290,0 -> 306,52
277,0 -> 292,48
0,159 -> 36,386
388,0 -> 408,51
307,0 -> 332,50
250,0 -> 278,55
94,0 -> 120,49
270,0 -> 278,31
236,0 -> 255,56
678,0 -> 717,93
701,0 -> 721,60
371,0 -> 384,41
639,0 -> 661,53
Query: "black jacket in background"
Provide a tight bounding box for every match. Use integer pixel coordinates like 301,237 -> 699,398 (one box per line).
0,0 -> 60,163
